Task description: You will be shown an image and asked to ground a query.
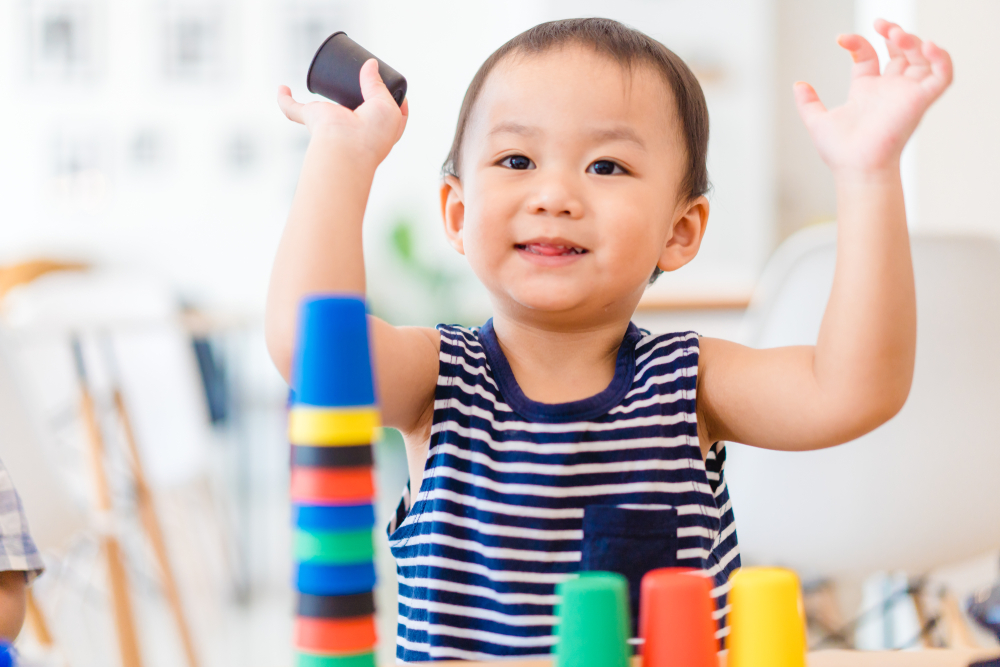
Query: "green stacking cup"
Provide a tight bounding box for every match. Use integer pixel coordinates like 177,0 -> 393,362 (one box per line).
554,572 -> 631,667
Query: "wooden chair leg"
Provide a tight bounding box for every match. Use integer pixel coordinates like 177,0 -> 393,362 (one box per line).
74,339 -> 143,667
25,588 -> 53,647
113,388 -> 201,667
940,590 -> 981,649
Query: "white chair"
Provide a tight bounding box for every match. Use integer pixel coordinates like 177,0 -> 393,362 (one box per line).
727,224 -> 1000,580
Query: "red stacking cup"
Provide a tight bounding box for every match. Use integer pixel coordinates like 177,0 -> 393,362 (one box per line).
639,568 -> 719,667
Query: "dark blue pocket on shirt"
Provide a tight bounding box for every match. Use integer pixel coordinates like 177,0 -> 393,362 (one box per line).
580,505 -> 679,632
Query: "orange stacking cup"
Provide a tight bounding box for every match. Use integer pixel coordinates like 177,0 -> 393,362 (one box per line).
639,568 -> 718,667
294,615 -> 377,654
290,467 -> 375,505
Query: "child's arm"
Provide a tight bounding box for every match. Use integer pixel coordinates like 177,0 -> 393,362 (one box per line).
267,59 -> 439,432
698,21 -> 952,452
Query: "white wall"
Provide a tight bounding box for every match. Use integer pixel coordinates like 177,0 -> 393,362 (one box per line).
773,0 -> 853,240
0,0 -> 777,322
913,0 -> 1000,236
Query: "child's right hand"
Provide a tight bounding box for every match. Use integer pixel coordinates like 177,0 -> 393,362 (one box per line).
277,58 -> 409,166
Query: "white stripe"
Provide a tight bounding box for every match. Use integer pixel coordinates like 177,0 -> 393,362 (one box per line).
398,595 -> 558,626
713,477 -> 728,498
434,377 -> 513,412
426,466 -> 713,499
711,578 -> 733,598
396,555 -> 573,584
430,422 -> 693,455
396,635 -> 551,662
632,345 -> 699,384
634,331 -> 692,352
404,511 -> 583,540
397,575 -> 561,605
678,547 -> 710,560
716,625 -> 731,639
388,533 -> 581,563
624,364 -> 698,400
716,497 -> 733,517
441,326 -> 483,347
712,604 -> 732,621
402,488 -> 584,524
704,543 -> 741,577
439,334 -> 487,359
398,616 -> 557,648
634,333 -> 698,364
432,403 -> 696,435
677,526 -> 716,539
441,355 -> 500,390
405,489 -> 724,524
608,388 -> 695,415
712,518 -> 737,549
427,442 -> 700,477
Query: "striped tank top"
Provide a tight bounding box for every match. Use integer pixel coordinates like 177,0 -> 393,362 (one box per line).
387,320 -> 740,662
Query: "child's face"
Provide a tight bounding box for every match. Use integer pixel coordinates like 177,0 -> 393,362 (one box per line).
442,45 -> 706,324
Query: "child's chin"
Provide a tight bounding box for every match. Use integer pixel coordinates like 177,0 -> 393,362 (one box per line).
508,287 -> 593,314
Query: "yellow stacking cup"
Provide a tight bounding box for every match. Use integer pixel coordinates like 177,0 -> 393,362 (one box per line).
727,567 -> 806,667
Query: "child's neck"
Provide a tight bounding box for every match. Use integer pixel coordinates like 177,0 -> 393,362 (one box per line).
490,314 -> 631,405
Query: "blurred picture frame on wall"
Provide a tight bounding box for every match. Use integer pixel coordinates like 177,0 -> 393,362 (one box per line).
25,0 -> 105,82
159,1 -> 231,82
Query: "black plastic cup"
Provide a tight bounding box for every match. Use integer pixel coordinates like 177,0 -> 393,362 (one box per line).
306,32 -> 407,110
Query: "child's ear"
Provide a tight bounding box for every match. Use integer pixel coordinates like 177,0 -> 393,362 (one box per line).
657,195 -> 709,272
440,174 -> 466,255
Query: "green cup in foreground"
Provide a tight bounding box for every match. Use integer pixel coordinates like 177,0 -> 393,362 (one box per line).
554,572 -> 631,667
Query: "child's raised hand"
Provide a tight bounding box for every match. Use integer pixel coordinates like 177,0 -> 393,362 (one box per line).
277,58 -> 409,166
794,20 -> 952,175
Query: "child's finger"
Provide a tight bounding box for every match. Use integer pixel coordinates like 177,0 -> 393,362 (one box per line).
836,34 -> 880,78
921,40 -> 954,97
888,25 -> 930,69
873,20 -> 909,76
793,81 -> 826,128
873,18 -> 898,40
277,85 -> 305,125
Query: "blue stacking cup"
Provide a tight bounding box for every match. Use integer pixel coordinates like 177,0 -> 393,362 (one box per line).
293,504 -> 376,532
292,295 -> 376,408
295,562 -> 377,596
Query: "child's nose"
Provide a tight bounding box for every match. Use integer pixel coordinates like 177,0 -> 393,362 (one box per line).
525,173 -> 584,218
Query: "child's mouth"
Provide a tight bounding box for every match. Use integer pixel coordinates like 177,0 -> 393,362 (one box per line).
514,243 -> 588,256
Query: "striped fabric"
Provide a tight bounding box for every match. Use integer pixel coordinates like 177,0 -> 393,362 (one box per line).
387,320 -> 740,662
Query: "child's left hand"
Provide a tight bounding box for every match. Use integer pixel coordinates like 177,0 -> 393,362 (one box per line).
794,19 -> 952,175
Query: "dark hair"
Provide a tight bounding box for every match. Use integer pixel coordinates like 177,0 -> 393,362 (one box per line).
442,18 -> 710,283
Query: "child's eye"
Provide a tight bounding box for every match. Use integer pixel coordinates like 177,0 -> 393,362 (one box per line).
588,160 -> 626,176
500,155 -> 534,170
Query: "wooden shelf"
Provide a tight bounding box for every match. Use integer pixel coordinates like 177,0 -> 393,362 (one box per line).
424,649 -> 999,667
636,293 -> 752,312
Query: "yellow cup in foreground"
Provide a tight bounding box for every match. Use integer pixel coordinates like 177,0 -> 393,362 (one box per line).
727,567 -> 807,667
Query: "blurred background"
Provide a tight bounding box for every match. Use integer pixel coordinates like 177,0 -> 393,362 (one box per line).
0,0 -> 998,665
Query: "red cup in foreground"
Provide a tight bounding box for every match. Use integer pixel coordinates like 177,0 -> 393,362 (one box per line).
639,568 -> 719,667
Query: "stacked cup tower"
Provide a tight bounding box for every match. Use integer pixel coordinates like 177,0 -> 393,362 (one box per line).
289,296 -> 380,667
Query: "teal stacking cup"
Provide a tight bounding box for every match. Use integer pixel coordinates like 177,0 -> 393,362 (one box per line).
555,572 -> 631,667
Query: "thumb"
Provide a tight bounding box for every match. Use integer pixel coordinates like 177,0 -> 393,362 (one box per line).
358,58 -> 394,105
793,81 -> 826,127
